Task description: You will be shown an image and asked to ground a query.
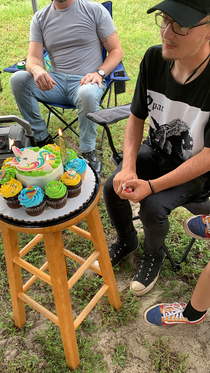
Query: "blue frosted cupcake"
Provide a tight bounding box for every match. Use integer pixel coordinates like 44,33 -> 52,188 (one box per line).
18,185 -> 46,216
65,157 -> 87,180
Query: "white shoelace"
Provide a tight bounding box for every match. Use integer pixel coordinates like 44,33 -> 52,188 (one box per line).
163,303 -> 186,321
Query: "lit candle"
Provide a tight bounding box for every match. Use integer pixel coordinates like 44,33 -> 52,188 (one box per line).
9,139 -> 14,150
58,128 -> 68,166
43,154 -> 52,172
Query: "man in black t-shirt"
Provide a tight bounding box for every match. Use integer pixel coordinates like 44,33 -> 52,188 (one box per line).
103,0 -> 210,296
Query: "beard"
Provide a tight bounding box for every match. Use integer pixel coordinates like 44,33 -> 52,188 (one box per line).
162,52 -> 175,62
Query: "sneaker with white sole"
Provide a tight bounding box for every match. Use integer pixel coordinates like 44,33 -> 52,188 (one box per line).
184,215 -> 210,239
144,302 -> 206,326
130,251 -> 164,296
93,233 -> 139,270
109,234 -> 140,267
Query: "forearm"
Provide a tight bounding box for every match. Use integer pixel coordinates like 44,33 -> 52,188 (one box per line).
151,147 -> 210,193
122,114 -> 144,172
99,48 -> 123,77
26,56 -> 45,76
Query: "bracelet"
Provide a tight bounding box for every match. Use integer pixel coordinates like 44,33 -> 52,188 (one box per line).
148,180 -> 155,194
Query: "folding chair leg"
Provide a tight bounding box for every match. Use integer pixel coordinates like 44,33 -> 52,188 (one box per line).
46,111 -> 51,128
100,128 -> 106,152
164,237 -> 196,271
163,246 -> 181,271
180,238 -> 196,264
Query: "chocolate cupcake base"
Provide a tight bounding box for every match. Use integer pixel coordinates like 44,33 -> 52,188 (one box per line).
4,194 -> 21,209
46,192 -> 68,209
24,200 -> 46,216
66,180 -> 82,198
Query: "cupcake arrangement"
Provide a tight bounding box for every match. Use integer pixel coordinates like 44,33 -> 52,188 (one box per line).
0,144 -> 87,217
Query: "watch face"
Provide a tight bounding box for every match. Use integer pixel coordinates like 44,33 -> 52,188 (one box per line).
97,69 -> 105,77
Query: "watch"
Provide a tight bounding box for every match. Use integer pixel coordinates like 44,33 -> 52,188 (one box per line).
96,69 -> 105,79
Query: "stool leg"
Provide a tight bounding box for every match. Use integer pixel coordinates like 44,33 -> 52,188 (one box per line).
1,225 -> 26,328
43,231 -> 80,370
86,205 -> 122,311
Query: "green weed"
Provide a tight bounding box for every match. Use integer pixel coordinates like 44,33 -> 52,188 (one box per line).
112,340 -> 128,368
146,336 -> 189,373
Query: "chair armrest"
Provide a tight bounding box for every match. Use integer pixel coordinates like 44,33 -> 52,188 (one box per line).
110,61 -> 130,81
86,103 -> 131,125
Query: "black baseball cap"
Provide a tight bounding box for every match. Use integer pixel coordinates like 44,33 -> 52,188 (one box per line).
147,0 -> 210,27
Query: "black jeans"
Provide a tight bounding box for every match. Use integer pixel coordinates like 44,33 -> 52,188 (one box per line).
103,144 -> 208,255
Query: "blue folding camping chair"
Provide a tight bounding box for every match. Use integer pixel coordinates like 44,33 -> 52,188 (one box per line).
37,1 -> 130,146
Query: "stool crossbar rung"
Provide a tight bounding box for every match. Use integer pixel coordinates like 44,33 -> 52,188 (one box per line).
67,225 -> 92,240
74,284 -> 109,330
63,248 -> 101,275
13,256 -> 52,285
19,233 -> 43,258
23,261 -> 49,293
19,292 -> 59,326
67,250 -> 100,290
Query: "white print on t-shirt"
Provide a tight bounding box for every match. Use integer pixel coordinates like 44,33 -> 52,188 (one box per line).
147,90 -> 209,161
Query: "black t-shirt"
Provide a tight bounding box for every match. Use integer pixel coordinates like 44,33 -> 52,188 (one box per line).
131,45 -> 210,170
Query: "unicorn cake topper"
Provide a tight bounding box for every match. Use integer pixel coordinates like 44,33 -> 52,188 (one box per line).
11,146 -> 54,172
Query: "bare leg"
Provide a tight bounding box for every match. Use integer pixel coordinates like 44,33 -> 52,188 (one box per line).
191,261 -> 210,312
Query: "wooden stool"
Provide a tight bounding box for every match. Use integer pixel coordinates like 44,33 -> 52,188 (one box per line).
0,184 -> 122,370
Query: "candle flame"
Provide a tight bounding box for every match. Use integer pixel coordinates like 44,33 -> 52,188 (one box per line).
46,154 -> 50,161
58,128 -> 62,137
11,139 -> 14,146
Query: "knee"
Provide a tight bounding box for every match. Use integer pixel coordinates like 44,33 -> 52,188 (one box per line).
104,176 -> 114,199
10,71 -> 33,94
77,83 -> 100,110
139,197 -> 164,225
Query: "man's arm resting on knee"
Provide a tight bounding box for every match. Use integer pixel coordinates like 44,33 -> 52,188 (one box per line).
152,147 -> 210,193
26,41 -> 56,91
124,147 -> 210,202
80,31 -> 123,88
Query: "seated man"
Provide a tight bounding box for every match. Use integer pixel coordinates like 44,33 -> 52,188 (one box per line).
10,0 -> 123,174
144,214 -> 210,325
103,0 -> 210,295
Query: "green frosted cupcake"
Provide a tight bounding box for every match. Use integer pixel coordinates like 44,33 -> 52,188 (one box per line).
0,168 -> 16,185
66,148 -> 77,161
45,180 -> 67,209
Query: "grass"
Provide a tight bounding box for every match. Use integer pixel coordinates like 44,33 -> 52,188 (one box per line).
112,340 -> 128,368
1,0 -> 210,372
146,336 -> 189,373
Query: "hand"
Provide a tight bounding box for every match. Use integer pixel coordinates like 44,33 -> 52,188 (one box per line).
121,179 -> 152,203
113,169 -> 138,199
33,68 -> 56,91
80,72 -> 103,88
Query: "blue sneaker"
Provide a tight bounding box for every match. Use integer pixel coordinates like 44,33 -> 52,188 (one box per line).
184,215 -> 210,239
144,302 -> 206,326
